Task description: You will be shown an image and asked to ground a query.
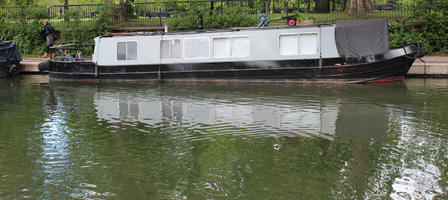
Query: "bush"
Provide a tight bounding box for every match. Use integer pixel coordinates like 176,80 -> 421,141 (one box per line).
397,0 -> 448,54
167,7 -> 256,31
0,5 -> 49,56
60,22 -> 108,55
388,21 -> 431,52
206,7 -> 256,29
0,21 -> 45,56
166,11 -> 201,31
0,4 -> 109,57
0,20 -> 107,57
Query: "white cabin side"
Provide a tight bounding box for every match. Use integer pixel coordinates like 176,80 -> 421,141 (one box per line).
92,25 -> 340,66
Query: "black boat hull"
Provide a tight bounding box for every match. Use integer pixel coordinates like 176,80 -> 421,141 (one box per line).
49,44 -> 423,84
0,61 -> 21,78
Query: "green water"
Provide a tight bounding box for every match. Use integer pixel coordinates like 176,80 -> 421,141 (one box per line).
0,77 -> 447,199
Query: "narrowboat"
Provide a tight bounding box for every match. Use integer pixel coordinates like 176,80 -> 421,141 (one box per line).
48,19 -> 424,83
0,41 -> 21,78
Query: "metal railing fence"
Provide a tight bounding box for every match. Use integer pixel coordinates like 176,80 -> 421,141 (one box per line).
0,0 -> 413,30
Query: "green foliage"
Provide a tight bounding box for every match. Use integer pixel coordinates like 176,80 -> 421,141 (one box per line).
388,21 -> 431,52
63,9 -> 83,22
1,4 -> 47,24
0,4 -> 49,56
0,21 -> 45,56
2,0 -> 447,55
394,0 -> 448,54
167,13 -> 199,31
2,0 -> 34,6
0,3 -> 108,56
206,7 -> 257,29
36,0 -> 104,5
61,22 -> 107,45
59,16 -> 109,55
168,7 -> 257,31
388,0 -> 448,54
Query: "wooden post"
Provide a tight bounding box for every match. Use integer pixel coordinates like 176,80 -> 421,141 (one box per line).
319,25 -> 323,71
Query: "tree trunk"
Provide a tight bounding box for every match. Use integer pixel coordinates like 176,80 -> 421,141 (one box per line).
265,0 -> 271,14
113,0 -> 134,24
103,0 -> 114,26
210,1 -> 214,15
346,0 -> 372,16
315,0 -> 330,13
248,0 -> 254,9
64,0 -> 69,22
331,0 -> 335,12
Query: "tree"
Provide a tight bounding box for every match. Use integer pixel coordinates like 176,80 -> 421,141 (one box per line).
331,0 -> 335,11
409,0 -> 448,53
265,0 -> 271,13
63,0 -> 69,21
346,0 -> 372,17
3,0 -> 34,5
103,0 -> 135,25
315,0 -> 330,13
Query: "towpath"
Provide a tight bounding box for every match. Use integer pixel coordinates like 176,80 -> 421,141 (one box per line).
408,56 -> 448,77
21,58 -> 48,73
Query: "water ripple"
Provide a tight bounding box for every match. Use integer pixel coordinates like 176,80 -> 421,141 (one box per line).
1,79 -> 448,199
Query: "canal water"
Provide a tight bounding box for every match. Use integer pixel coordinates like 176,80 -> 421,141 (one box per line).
0,77 -> 447,199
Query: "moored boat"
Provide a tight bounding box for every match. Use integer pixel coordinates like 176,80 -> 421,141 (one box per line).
0,41 -> 22,78
48,19 -> 424,83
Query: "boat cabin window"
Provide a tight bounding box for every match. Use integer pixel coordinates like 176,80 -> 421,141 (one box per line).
279,34 -> 299,55
213,36 -> 250,58
161,39 -> 181,59
299,33 -> 319,55
184,38 -> 210,59
279,33 -> 319,55
117,41 -> 137,61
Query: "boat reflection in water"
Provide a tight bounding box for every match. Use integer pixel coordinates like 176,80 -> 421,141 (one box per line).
0,78 -> 21,110
33,80 -> 447,199
91,83 -> 410,141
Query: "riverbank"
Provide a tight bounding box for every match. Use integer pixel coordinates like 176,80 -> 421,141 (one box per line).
20,56 -> 448,78
407,56 -> 448,78
20,58 -> 47,73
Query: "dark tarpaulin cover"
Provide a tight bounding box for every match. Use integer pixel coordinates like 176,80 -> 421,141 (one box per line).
0,41 -> 22,63
335,19 -> 389,57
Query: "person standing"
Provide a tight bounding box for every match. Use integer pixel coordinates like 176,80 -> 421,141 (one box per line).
42,19 -> 55,59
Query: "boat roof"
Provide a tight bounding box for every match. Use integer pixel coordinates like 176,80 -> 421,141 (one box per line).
101,24 -> 334,38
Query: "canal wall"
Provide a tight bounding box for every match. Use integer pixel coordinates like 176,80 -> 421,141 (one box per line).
20,58 -> 47,73
20,56 -> 448,77
407,56 -> 448,78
